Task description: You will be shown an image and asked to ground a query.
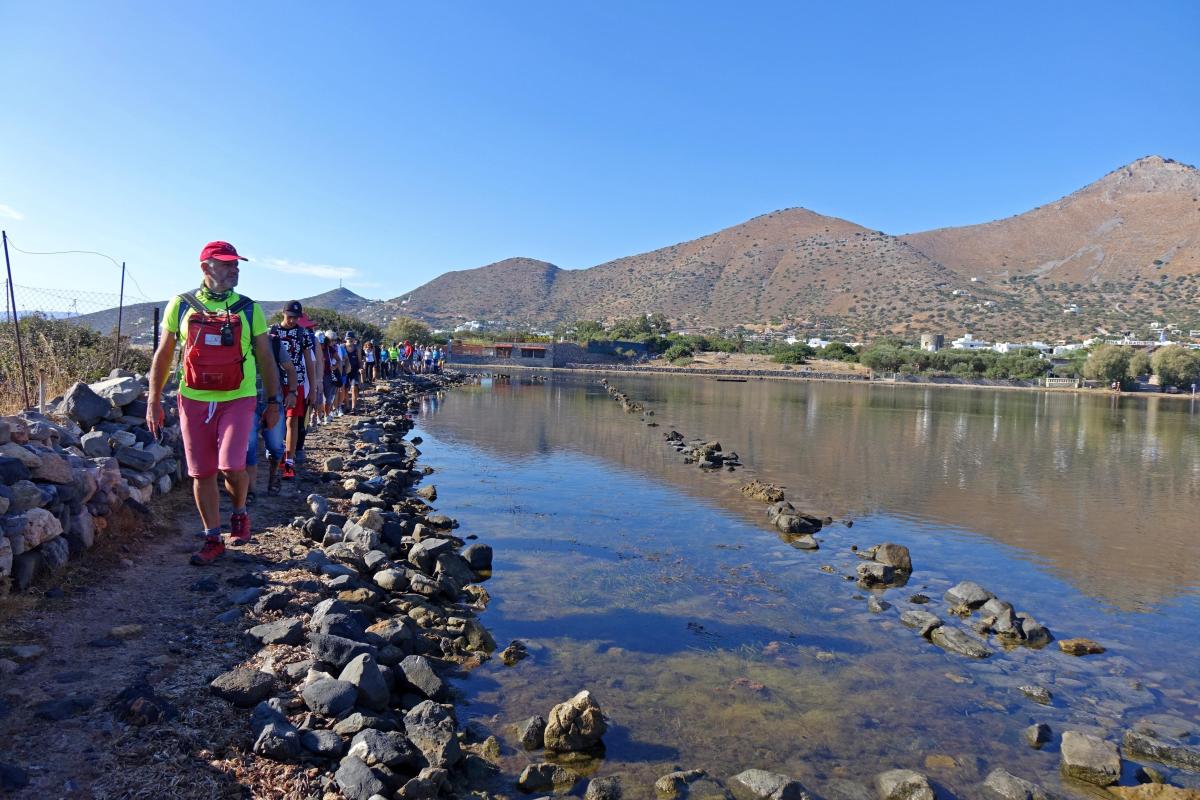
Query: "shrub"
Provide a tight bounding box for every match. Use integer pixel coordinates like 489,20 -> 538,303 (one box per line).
1151,345 -> 1200,388
772,344 -> 814,364
1082,345 -> 1132,384
662,342 -> 694,363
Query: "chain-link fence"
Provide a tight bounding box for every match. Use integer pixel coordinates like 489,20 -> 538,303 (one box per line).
1,232 -> 159,413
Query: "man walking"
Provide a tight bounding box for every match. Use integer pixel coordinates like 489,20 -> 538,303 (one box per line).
270,301 -> 321,481
147,241 -> 282,565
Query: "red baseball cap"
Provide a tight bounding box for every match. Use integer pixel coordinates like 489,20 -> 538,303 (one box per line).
199,241 -> 248,263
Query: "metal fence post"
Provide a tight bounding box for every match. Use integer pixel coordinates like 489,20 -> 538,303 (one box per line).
114,260 -> 126,368
2,231 -> 31,409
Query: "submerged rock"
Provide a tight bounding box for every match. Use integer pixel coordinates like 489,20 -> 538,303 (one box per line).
982,768 -> 1055,800
1023,723 -> 1052,749
655,769 -> 730,800
1060,730 -> 1120,786
520,762 -> 580,793
516,715 -> 547,750
1123,716 -> 1200,771
1058,638 -> 1105,656
874,769 -> 934,800
930,626 -> 992,658
729,768 -> 807,800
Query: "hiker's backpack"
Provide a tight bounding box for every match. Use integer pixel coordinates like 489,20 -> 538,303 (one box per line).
176,291 -> 255,392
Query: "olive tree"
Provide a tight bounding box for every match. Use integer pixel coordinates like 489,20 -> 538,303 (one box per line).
1126,350 -> 1152,379
1082,345 -> 1131,383
1150,345 -> 1200,388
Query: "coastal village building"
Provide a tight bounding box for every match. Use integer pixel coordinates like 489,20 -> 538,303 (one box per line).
951,333 -> 992,351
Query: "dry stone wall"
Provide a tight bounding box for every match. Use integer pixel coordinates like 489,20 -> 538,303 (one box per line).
0,371 -> 184,593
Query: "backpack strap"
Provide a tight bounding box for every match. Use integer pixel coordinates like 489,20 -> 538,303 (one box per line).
176,291 -> 207,330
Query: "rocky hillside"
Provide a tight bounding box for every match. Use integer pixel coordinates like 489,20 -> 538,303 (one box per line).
396,156 -> 1200,339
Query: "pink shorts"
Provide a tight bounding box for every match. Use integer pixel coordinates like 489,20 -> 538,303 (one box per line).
179,395 -> 257,478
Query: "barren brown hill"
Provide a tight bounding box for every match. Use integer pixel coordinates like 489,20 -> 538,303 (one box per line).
902,156 -> 1200,284
405,209 -> 981,337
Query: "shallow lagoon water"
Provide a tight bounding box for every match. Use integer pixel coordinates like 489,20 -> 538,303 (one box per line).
411,373 -> 1200,798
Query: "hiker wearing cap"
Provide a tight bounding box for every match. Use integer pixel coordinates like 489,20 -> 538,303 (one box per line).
316,330 -> 339,423
147,241 -> 282,566
269,301 -> 322,481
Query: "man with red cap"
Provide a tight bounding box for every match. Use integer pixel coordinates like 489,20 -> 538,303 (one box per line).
146,241 -> 284,565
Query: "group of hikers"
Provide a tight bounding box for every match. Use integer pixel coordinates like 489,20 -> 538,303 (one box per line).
145,240 -> 445,566
361,339 -> 445,381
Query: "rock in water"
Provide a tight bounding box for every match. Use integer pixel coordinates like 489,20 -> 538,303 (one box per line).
872,543 -> 912,574
1060,730 -> 1121,786
930,626 -> 992,658
729,768 -> 806,800
1023,723 -> 1052,749
404,700 -> 462,767
1123,716 -> 1200,771
517,715 -> 547,750
518,763 -> 580,793
875,769 -> 934,800
1058,637 -> 1105,656
587,776 -> 625,800
943,581 -> 993,609
544,689 -> 607,752
982,768 -> 1055,800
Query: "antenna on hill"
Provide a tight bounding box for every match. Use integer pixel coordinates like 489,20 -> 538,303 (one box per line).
339,279 -> 343,289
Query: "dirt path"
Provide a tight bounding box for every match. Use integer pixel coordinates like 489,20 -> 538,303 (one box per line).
0,409 -> 357,798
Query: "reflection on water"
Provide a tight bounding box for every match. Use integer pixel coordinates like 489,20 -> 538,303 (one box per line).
413,375 -> 1200,798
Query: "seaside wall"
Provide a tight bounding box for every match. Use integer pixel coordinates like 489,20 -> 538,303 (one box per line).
448,342 -> 627,368
0,372 -> 184,593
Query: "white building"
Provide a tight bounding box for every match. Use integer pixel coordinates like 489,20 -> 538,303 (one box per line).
951,333 -> 992,351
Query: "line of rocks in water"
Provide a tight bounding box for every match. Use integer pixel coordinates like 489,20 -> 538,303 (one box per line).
640,400 -> 1200,797
0,372 -> 185,595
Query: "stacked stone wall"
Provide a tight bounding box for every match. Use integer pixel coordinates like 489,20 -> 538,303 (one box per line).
0,371 -> 184,593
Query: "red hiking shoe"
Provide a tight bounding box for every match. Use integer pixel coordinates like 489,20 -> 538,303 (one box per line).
281,460 -> 296,480
230,512 -> 251,544
190,537 -> 225,566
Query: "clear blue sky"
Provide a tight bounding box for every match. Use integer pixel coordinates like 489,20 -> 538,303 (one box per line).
1,1 -> 1197,308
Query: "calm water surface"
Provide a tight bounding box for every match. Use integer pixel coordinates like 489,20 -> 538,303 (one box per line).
412,373 -> 1200,798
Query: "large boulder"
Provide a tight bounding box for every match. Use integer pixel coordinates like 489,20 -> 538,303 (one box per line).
88,376 -> 143,407
544,689 -> 607,752
60,383 -> 111,428
1060,731 -> 1120,786
23,508 -> 64,549
403,700 -> 461,767
338,653 -> 390,711
872,543 -> 912,574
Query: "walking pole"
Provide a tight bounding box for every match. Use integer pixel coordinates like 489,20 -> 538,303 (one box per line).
114,261 -> 126,368
2,231 -> 31,409
153,306 -> 160,353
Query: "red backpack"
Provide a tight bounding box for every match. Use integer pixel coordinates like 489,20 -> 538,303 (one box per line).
176,292 -> 256,391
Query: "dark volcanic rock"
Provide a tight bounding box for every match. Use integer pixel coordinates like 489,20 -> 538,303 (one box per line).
210,669 -> 275,707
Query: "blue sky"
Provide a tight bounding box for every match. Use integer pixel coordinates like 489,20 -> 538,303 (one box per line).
1,1 -> 1197,308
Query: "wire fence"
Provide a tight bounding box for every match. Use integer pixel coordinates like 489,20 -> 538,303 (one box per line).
0,231 -> 159,413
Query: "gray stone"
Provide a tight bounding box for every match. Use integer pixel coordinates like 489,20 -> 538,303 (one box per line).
115,446 -> 156,472
1060,730 -> 1120,786
300,728 -> 345,758
210,669 -> 276,707
982,769 -> 1055,800
587,776 -> 624,800
519,763 -> 580,793
872,543 -> 912,574
89,376 -> 143,406
462,542 -> 493,571
867,597 -> 891,613
247,617 -> 304,646
900,610 -> 943,638
944,580 -> 993,608
253,720 -> 302,761
1018,685 -> 1052,705
1123,716 -> 1200,771
729,768 -> 806,800
654,769 -> 729,800
9,481 -> 47,513
31,451 -> 72,484
79,431 -> 113,458
930,626 -> 992,658
334,712 -> 396,737
399,655 -> 443,698
408,538 -> 454,573
1023,723 -> 1051,749
373,568 -> 410,592
335,755 -> 391,800
857,562 -> 895,586
309,632 -> 376,670
60,382 -> 111,428
348,728 -> 420,770
339,654 -> 390,711
517,714 -> 547,750
0,456 -> 30,485
40,535 -> 69,572
308,493 -> 329,518
302,679 -> 358,716
544,689 -> 607,752
874,769 -> 934,800
403,700 -> 461,767
1015,613 -> 1053,647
